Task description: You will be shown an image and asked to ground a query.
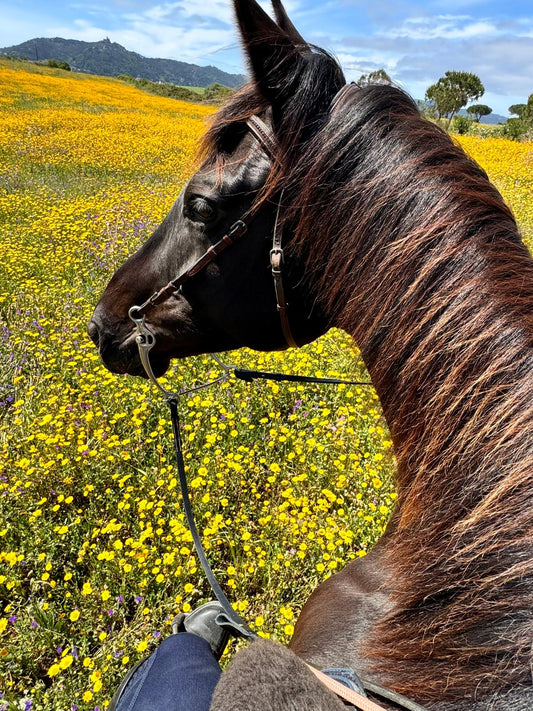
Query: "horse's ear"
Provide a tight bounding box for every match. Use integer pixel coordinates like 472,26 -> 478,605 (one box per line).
271,0 -> 307,46
233,0 -> 305,106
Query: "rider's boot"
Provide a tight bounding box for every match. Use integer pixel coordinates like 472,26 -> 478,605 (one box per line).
172,600 -> 231,661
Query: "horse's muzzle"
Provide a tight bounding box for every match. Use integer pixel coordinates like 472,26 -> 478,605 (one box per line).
87,314 -> 148,376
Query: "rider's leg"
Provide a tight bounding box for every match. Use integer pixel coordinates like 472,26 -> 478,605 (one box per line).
114,632 -> 222,711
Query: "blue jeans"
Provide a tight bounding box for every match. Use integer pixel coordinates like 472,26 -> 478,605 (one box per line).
115,633 -> 222,711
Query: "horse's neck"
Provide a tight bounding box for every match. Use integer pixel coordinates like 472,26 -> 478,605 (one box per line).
291,94 -> 533,694
351,226 -> 533,531
345,215 -> 533,697
436,687 -> 533,711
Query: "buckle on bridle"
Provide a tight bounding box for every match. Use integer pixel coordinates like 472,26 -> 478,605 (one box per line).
270,246 -> 284,273
228,219 -> 247,239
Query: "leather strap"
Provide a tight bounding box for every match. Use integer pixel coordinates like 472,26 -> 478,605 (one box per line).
233,368 -> 370,386
168,398 -> 256,640
270,192 -> 299,348
132,219 -> 248,318
246,119 -> 299,349
307,665 -> 430,711
307,666 -> 388,711
133,115 -> 300,349
246,115 -> 279,159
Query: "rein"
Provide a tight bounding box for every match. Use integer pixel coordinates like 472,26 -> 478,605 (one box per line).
164,379 -> 428,711
126,110 -> 429,711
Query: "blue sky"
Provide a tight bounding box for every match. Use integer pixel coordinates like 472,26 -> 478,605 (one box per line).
1,1 -> 532,116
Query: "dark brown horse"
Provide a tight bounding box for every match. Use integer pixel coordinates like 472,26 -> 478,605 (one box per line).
88,1 -> 533,708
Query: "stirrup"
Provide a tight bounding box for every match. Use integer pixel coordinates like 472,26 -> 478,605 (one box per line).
172,600 -> 232,660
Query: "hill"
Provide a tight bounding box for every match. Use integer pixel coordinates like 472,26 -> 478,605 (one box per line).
458,108 -> 508,125
0,36 -> 246,88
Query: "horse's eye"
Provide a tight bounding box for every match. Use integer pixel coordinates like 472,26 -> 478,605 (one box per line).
188,196 -> 216,222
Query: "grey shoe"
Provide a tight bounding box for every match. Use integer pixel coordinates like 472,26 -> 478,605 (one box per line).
172,600 -> 231,660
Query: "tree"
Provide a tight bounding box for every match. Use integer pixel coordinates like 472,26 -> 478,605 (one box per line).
357,69 -> 392,87
504,95 -> 533,141
425,71 -> 484,127
46,59 -> 71,71
466,104 -> 492,122
524,94 -> 533,122
508,104 -> 526,119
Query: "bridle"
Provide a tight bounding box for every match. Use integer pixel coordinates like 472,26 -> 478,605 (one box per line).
126,102 -> 428,711
128,113 -> 298,353
128,86 -> 362,352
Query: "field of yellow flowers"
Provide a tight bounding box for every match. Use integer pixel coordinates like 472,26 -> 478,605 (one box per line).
0,60 -> 532,711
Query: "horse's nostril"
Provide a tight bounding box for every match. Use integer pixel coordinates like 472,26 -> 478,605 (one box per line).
87,319 -> 100,347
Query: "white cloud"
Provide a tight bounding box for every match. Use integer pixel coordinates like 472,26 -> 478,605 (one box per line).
172,0 -> 234,25
335,51 -> 399,79
385,15 -> 497,41
48,16 -> 235,64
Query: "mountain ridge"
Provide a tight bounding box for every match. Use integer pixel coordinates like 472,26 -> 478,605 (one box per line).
0,37 -> 246,89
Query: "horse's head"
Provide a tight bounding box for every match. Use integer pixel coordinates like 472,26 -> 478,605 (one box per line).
88,0 -> 345,377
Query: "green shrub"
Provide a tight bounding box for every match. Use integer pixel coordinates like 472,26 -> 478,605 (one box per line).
467,123 -> 505,138
46,59 -> 71,72
204,83 -> 233,104
450,115 -> 472,135
116,75 -> 199,102
503,118 -> 527,141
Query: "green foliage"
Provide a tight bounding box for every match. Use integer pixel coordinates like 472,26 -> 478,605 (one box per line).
503,118 -> 527,141
203,83 -> 233,105
466,122 -> 505,139
508,104 -> 526,119
45,59 -> 71,72
466,104 -> 492,122
357,69 -> 392,87
425,71 -> 484,126
503,94 -> 533,141
0,54 -> 30,63
117,76 -> 233,106
451,114 -> 473,135
117,75 -> 200,103
525,93 -> 533,122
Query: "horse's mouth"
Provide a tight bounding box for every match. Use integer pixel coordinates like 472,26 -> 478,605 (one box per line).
104,336 -> 174,379
88,318 -> 223,379
87,319 -> 162,377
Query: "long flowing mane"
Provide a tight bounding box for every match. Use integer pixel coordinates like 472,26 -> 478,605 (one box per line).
205,64 -> 533,699
291,85 -> 533,698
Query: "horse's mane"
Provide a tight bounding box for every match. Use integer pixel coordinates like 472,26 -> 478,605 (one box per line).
203,57 -> 533,699
289,85 -> 533,698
